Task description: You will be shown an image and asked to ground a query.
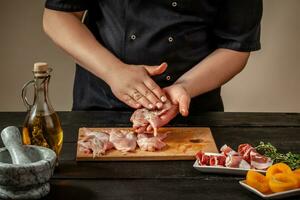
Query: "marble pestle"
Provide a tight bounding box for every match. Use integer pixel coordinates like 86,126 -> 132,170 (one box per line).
1,126 -> 31,164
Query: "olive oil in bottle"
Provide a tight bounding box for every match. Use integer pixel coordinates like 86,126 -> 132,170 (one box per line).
22,62 -> 63,157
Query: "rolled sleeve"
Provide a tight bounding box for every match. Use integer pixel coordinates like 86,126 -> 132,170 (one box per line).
45,0 -> 91,12
213,0 -> 263,52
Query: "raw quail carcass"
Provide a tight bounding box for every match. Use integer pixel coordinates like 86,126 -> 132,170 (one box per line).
109,129 -> 137,153
130,101 -> 172,136
137,132 -> 168,151
78,128 -> 113,158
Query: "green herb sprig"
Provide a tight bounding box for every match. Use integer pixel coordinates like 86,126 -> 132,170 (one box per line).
255,142 -> 300,170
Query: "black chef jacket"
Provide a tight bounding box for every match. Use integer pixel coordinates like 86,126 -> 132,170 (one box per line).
45,0 -> 263,114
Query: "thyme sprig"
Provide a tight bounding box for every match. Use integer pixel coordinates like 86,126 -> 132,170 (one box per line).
255,142 -> 300,170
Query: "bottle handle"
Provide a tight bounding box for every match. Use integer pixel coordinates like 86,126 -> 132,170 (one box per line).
21,80 -> 36,110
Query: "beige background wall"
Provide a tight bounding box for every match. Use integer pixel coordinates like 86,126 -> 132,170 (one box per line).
0,0 -> 299,112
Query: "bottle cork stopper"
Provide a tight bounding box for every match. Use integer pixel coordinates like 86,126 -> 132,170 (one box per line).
33,62 -> 48,72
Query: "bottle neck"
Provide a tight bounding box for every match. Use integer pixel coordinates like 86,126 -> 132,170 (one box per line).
34,75 -> 54,114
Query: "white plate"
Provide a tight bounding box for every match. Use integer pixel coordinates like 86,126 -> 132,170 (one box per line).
193,153 -> 266,175
239,180 -> 300,199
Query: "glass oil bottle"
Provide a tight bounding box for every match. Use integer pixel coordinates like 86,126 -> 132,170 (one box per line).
22,62 -> 63,157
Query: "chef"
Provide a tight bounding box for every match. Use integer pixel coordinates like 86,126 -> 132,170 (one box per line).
43,0 -> 262,126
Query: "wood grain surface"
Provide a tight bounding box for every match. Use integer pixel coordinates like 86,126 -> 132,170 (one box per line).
76,127 -> 218,161
1,112 -> 300,200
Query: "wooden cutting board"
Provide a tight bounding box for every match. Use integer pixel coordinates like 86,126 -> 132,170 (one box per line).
76,127 -> 218,161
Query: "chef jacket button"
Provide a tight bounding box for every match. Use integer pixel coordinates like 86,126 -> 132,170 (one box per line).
130,34 -> 136,40
172,1 -> 178,7
168,36 -> 174,43
166,75 -> 171,81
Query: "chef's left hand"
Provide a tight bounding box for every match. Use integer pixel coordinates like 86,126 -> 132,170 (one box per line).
163,83 -> 191,117
145,83 -> 191,132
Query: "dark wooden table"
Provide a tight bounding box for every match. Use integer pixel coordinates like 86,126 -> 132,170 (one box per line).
1,111 -> 300,200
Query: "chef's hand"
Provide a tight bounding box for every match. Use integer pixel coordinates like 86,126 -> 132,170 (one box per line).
154,104 -> 178,129
150,83 -> 190,128
163,83 -> 191,117
107,62 -> 168,110
145,84 -> 191,131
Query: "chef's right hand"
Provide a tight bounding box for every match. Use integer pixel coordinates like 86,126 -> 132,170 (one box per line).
107,62 -> 168,109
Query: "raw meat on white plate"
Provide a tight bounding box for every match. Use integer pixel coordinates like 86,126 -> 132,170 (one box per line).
221,143 -> 273,170
195,151 -> 211,165
78,128 -> 114,158
225,155 -> 251,169
220,144 -> 251,169
196,143 -> 272,170
238,143 -> 256,163
195,151 -> 226,166
109,129 -> 137,153
220,144 -> 239,156
238,143 -> 273,170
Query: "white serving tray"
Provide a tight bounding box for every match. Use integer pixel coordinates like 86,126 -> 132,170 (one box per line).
239,180 -> 300,199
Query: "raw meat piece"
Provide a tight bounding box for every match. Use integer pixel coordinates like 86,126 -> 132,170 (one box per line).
130,101 -> 172,136
225,155 -> 250,169
195,151 -> 226,166
195,151 -> 210,166
196,143 -> 273,170
78,128 -> 113,158
238,143 -> 273,170
137,132 -> 168,151
220,144 -> 239,156
109,129 -> 137,153
250,150 -> 273,170
238,143 -> 255,163
209,155 -> 226,166
78,141 -> 93,154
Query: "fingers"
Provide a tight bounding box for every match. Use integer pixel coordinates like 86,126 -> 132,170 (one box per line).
144,62 -> 168,76
121,95 -> 141,109
178,95 -> 190,117
131,89 -> 155,110
144,78 -> 167,103
143,62 -> 168,104
136,84 -> 163,109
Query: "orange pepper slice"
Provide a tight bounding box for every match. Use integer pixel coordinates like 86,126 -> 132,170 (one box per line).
246,170 -> 270,193
293,169 -> 300,187
269,173 -> 298,193
266,163 -> 292,180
